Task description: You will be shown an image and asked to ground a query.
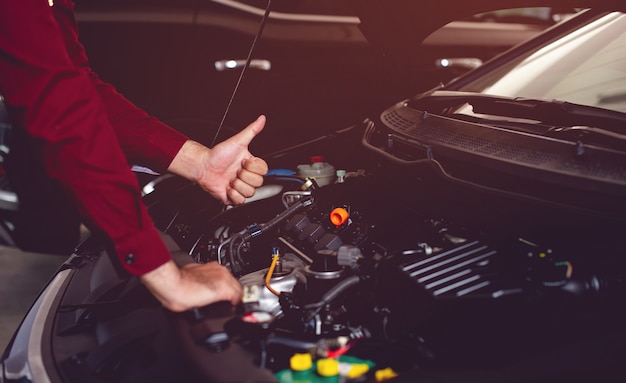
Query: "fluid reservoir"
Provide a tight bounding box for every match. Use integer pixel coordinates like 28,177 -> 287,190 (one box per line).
297,156 -> 336,187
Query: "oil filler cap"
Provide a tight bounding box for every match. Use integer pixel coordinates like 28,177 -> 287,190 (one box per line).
330,207 -> 349,227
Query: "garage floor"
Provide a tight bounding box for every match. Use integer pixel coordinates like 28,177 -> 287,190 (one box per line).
0,245 -> 65,352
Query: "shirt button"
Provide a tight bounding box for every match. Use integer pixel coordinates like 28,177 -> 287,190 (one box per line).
125,253 -> 135,264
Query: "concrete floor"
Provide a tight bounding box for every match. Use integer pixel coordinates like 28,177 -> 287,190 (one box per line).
0,245 -> 65,352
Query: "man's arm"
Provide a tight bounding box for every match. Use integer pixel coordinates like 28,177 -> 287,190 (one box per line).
55,0 -> 269,204
52,0 -> 189,172
1,0 -> 267,312
0,0 -> 172,275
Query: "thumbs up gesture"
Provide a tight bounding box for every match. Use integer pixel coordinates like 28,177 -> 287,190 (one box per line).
168,115 -> 269,205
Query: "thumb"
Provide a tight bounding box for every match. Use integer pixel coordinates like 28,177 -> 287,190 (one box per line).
234,115 -> 265,146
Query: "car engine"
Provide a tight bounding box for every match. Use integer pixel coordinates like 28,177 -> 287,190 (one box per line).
147,148 -> 626,382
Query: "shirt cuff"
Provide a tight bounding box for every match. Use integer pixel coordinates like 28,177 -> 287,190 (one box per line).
144,124 -> 188,171
114,226 -> 172,276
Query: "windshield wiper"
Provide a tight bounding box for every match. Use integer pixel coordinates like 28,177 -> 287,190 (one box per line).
408,90 -> 626,134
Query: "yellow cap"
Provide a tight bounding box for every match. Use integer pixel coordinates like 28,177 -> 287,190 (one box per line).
317,358 -> 340,377
375,367 -> 398,381
347,363 -> 370,379
290,353 -> 313,372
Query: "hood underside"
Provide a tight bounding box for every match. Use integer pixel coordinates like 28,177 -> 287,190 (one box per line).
349,0 -> 626,62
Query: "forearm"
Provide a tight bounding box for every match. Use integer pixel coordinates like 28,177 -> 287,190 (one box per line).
140,260 -> 186,312
94,80 -> 188,171
167,139 -> 207,182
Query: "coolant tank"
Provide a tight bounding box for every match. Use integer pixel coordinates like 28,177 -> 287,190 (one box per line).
297,156 -> 336,186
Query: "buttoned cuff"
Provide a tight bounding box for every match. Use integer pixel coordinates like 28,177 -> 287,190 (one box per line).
114,226 -> 172,276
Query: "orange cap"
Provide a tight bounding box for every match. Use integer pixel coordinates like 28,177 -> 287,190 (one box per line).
330,207 -> 349,227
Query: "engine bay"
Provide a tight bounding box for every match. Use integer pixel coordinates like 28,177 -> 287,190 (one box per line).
53,118 -> 626,383
157,148 -> 626,382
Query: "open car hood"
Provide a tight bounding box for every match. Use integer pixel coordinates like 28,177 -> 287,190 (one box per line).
350,0 -> 626,66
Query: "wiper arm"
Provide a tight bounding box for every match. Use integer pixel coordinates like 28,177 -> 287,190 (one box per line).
408,90 -> 626,132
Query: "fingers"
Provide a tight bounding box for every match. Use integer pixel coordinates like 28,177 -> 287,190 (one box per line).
140,260 -> 242,312
227,160 -> 268,203
224,156 -> 268,205
181,262 -> 243,306
228,179 -> 255,203
243,156 -> 269,176
202,263 -> 242,305
239,161 -> 267,187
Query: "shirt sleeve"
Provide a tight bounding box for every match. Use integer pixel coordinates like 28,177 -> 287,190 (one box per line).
52,0 -> 189,172
0,0 -> 182,275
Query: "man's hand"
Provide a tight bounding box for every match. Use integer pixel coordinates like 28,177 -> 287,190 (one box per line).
198,115 -> 268,204
168,115 -> 269,205
140,260 -> 243,312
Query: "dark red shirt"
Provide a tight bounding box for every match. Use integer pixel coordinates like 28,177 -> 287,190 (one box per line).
0,0 -> 188,275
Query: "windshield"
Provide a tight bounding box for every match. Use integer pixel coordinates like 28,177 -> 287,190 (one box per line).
458,11 -> 626,114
